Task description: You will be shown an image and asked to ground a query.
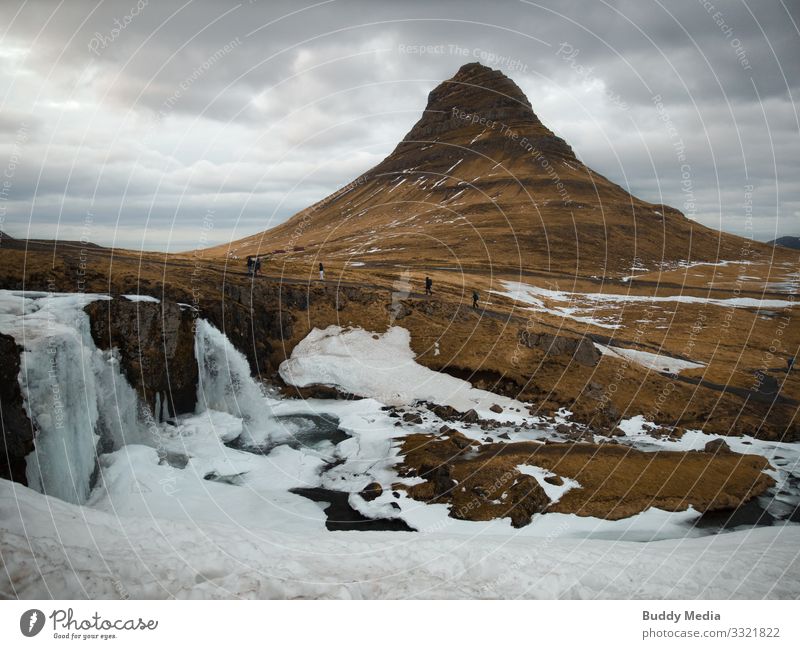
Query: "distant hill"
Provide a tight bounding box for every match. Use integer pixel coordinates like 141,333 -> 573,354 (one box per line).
0,231 -> 104,252
768,236 -> 800,250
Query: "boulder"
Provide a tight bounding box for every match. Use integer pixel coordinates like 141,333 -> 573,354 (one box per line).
429,403 -> 461,421
704,438 -> 733,455
489,404 -> 503,414
402,412 -> 423,424
461,409 -> 480,423
360,482 -> 383,502
519,330 -> 601,367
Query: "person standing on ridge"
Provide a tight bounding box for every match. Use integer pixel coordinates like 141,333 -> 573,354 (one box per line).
254,256 -> 262,277
246,256 -> 254,276
472,289 -> 480,309
425,276 -> 433,295
319,262 -> 325,281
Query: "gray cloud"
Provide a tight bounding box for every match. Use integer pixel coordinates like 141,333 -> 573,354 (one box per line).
1,0 -> 798,249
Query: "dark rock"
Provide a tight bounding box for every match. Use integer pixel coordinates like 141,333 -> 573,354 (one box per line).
204,470 -> 247,486
583,382 -> 604,400
556,423 -> 572,434
402,412 -> 423,424
85,298 -> 198,417
518,330 -> 601,367
497,432 -> 511,440
429,403 -> 461,421
448,433 -> 473,450
387,301 -> 412,321
507,476 -> 551,528
423,464 -> 456,499
0,333 -> 35,485
704,439 -> 733,455
544,475 -> 564,486
608,427 -> 626,437
461,409 -> 480,423
489,404 -> 503,414
360,482 -> 383,501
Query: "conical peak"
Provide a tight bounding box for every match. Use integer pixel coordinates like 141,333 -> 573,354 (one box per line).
429,62 -> 535,119
396,63 -> 544,148
382,63 -> 574,167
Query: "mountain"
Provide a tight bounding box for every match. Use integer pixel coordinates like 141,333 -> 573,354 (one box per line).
205,62 -> 758,276
768,236 -> 800,250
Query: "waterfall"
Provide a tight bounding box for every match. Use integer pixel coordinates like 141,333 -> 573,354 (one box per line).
0,291 -> 152,504
193,319 -> 275,445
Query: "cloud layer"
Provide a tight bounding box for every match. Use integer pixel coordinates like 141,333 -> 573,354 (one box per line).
1,0 -> 797,250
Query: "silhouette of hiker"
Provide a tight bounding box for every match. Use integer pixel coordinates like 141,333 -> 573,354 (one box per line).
246,256 -> 254,276
472,290 -> 479,309
254,257 -> 261,277
319,262 -> 325,280
425,276 -> 433,295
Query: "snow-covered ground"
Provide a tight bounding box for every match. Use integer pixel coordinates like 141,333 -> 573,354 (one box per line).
279,325 -> 529,420
1,292 -> 799,599
3,479 -> 799,599
491,280 -> 797,330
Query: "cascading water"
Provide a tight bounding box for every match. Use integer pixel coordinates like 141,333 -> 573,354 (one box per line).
0,291 -> 152,504
193,318 -> 276,445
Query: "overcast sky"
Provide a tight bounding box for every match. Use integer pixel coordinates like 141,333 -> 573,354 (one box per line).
1,0 -> 798,251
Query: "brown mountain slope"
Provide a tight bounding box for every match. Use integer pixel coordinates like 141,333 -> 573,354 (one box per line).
205,62 -> 763,276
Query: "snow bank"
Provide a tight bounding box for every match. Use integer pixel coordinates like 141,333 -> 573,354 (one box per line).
3,479 -> 799,599
122,294 -> 160,303
279,325 -> 529,418
595,343 -> 705,374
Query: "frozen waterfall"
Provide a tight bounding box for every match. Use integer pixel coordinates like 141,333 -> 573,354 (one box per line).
193,318 -> 276,446
0,291 -> 151,504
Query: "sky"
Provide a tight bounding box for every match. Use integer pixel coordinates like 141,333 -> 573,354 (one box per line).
0,0 -> 798,251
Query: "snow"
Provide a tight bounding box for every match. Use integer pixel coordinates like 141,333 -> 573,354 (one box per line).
516,465 -> 580,503
595,343 -> 705,374
444,158 -> 463,174
122,294 -> 160,303
3,479 -> 799,598
491,280 -> 796,327
490,281 -> 620,328
387,178 -> 407,193
279,325 -> 529,419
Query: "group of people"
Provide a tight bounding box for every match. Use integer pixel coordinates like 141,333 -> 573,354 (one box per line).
424,275 -> 480,309
246,256 -> 262,276
249,258 -> 481,308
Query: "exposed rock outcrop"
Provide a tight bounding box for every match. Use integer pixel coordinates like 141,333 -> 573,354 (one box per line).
0,333 -> 34,485
84,298 -> 198,417
519,330 -> 601,367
